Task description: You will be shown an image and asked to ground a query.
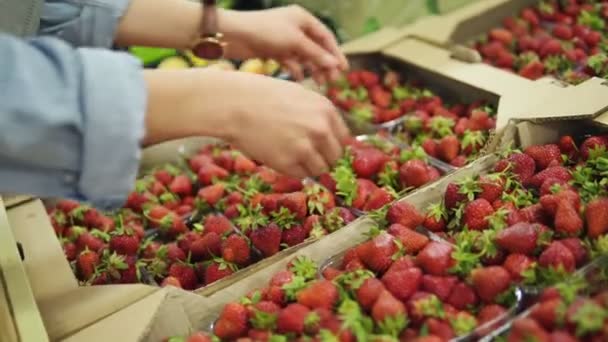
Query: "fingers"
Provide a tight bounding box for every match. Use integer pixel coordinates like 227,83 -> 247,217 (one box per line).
329,106 -> 351,144
296,33 -> 341,76
282,58 -> 304,81
304,62 -> 326,85
318,130 -> 343,168
298,8 -> 349,72
303,150 -> 330,177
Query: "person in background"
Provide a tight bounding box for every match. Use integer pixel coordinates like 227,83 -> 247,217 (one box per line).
0,0 -> 350,209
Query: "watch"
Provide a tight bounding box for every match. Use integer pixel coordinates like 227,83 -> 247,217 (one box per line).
191,0 -> 226,60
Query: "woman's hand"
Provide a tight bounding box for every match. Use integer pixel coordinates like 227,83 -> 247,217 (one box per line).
221,6 -> 349,84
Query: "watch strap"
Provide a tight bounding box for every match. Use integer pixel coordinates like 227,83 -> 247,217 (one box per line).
202,0 -> 218,37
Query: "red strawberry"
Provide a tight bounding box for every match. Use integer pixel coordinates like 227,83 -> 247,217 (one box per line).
444,183 -> 466,210
480,41 -> 507,59
495,153 -> 536,184
478,305 -> 507,325
356,232 -> 397,274
204,214 -> 233,236
370,87 -> 392,108
76,249 -> 99,280
221,234 -> 251,266
352,178 -> 378,210
553,24 -> 573,40
489,28 -> 514,46
471,266 -> 512,303
280,192 -> 308,220
554,200 -> 583,235
75,230 -> 106,253
530,298 -> 562,331
352,148 -> 390,179
319,173 -> 336,193
540,190 -> 580,217
276,304 -> 311,334
190,232 -> 221,261
539,241 -> 575,272
446,282 -> 478,310
214,303 -> 248,340
62,240 -> 78,261
495,222 -> 539,255
197,184 -> 225,207
168,262 -> 198,290
463,199 -> 495,231
580,136 -> 607,160
197,163 -> 229,185
421,139 -> 438,157
372,290 -> 407,326
558,135 -> 577,159
213,150 -> 235,171
109,229 -> 140,256
478,176 -> 505,203
272,175 -> 303,193
391,226 -> 430,254
169,175 -> 192,197
525,144 -> 562,171
251,224 -> 282,257
560,238 -> 588,267
382,267 -> 422,302
387,202 -> 424,229
496,51 -> 516,68
166,243 -> 187,262
503,253 -> 534,281
585,30 -> 602,47
357,278 -> 386,311
426,318 -> 455,341
281,224 -> 307,247
346,71 -> 362,87
548,331 -> 577,342
400,159 -> 432,188
437,136 -> 460,163
422,275 -> 457,301
189,154 -> 213,173
424,206 -> 447,232
521,8 -> 540,27
186,332 -> 211,342
297,280 -> 339,310
585,197 -> 608,238
540,39 -> 563,58
417,242 -> 454,276
360,70 -> 380,88
539,178 -> 570,196
363,188 -> 394,211
204,259 -> 235,285
233,155 -> 256,174
507,318 -> 549,342
519,60 -> 545,80
56,199 -> 81,215
529,166 -> 571,188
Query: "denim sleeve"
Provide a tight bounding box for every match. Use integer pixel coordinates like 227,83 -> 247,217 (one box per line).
39,0 -> 132,48
0,33 -> 147,209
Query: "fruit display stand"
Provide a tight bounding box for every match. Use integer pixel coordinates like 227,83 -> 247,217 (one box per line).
0,196 -> 48,342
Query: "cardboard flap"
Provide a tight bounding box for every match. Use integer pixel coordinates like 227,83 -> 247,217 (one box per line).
340,27 -> 409,55
6,200 -> 78,302
39,285 -> 157,341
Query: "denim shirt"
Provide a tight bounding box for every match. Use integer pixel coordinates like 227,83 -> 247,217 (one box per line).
0,0 -> 147,209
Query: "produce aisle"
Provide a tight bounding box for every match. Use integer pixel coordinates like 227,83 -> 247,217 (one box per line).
4,0 -> 608,341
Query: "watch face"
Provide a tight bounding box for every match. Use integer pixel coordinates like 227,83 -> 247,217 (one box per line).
192,39 -> 224,60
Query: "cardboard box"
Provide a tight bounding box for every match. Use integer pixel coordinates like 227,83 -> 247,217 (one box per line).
0,197 -> 48,342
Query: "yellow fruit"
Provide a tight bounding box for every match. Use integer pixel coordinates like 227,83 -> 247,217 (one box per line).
264,59 -> 281,76
184,50 -> 210,67
157,56 -> 190,69
208,60 -> 236,71
239,59 -> 265,74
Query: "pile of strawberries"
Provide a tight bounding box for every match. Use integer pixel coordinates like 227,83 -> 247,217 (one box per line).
504,260 -> 608,341
318,135 -> 446,214
474,0 -> 608,84
326,68 -> 497,168
48,144 -> 356,291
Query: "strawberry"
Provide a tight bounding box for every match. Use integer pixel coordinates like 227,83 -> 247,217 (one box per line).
168,262 -> 198,290
446,282 -> 478,310
437,135 -> 460,163
203,214 -> 233,236
554,200 -> 583,236
480,41 -> 507,59
422,139 -> 438,157
585,30 -> 602,47
495,153 -> 536,184
422,275 -> 457,301
391,225 -> 429,254
495,222 -> 539,255
251,224 -> 282,257
360,70 -> 380,88
386,256 -> 416,274
62,240 -> 77,261
489,28 -> 514,46
272,175 -> 303,193
204,259 -> 236,285
540,190 -> 580,216
357,232 -> 398,274
525,144 -> 562,171
539,241 -> 576,272
417,242 -> 454,276
363,188 -> 394,211
539,178 -> 570,196
56,199 -> 81,215
197,184 -> 225,208
319,173 -> 337,193
560,238 -> 588,267
233,155 -> 256,174
161,276 -> 182,288
346,71 -> 362,87
477,305 -> 507,325
166,243 -> 187,262
471,266 -> 512,303
371,290 -> 407,328
352,179 -> 378,210
382,267 -> 422,302
185,332 -> 211,342
478,175 -> 505,203
519,60 -> 545,80
424,203 -> 447,232
221,234 -> 251,266
214,303 -> 249,340
518,35 -> 540,52
558,135 -> 577,158
503,253 -> 534,281
585,197 -> 608,238
197,163 -> 229,185
426,318 -> 455,341
530,298 -> 562,331
357,278 -> 386,311
169,175 -> 193,197
189,154 -> 213,173
463,199 -> 495,231
521,8 -> 540,27
507,318 -> 549,342
370,86 -> 392,108
352,147 -> 390,179
553,24 -> 573,40
281,224 -> 307,247
276,304 -> 312,334
540,39 -> 563,58
297,280 -> 339,310
387,201 -> 424,229
279,192 -> 308,220
75,230 -> 106,253
444,183 -> 466,210
529,166 -> 571,188
190,232 -> 222,261
213,150 -> 235,171
399,160 -> 432,188
495,51 -> 516,68
109,228 -> 140,256
76,249 -> 99,280
548,331 -> 577,342
580,136 -> 607,160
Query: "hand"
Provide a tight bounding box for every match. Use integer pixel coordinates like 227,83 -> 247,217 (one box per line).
220,6 -> 349,84
223,72 -> 351,178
